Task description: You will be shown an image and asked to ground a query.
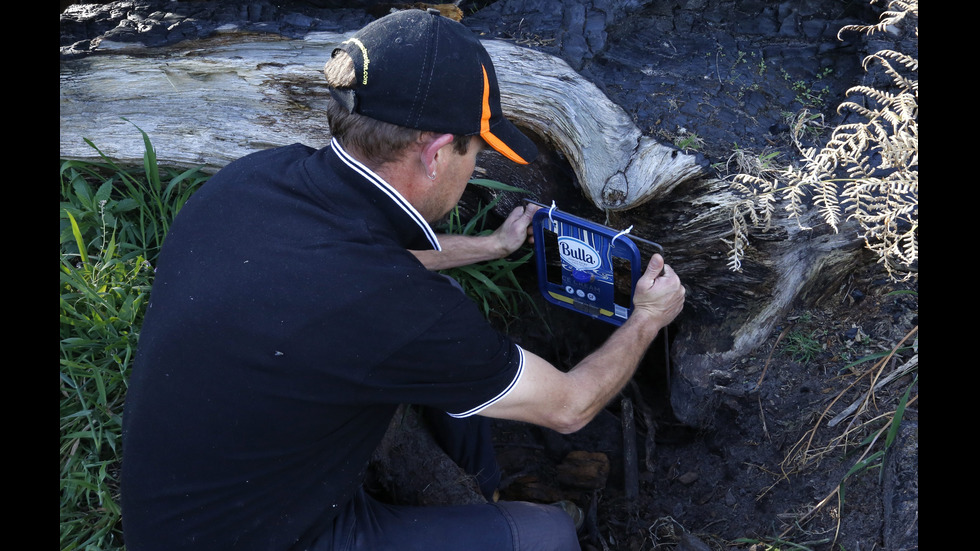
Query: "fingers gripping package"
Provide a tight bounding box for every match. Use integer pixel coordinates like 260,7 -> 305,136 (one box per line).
529,201 -> 663,326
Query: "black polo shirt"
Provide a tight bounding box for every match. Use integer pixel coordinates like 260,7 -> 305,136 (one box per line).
120,138 -> 525,550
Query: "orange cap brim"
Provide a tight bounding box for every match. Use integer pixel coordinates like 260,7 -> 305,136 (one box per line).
480,66 -> 530,165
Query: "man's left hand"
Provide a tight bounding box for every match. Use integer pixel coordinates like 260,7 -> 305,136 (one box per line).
490,203 -> 540,257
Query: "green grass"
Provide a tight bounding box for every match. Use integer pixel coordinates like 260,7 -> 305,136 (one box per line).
782,328 -> 823,364
60,121 -> 208,266
436,178 -> 542,331
60,123 -> 208,551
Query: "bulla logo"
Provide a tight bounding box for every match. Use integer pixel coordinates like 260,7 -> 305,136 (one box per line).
557,237 -> 601,270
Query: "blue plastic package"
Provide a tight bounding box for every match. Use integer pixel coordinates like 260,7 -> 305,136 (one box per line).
529,201 -> 662,326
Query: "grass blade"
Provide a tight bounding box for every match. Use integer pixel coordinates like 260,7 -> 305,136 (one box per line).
65,210 -> 88,264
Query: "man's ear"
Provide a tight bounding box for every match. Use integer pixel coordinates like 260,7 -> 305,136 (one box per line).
419,133 -> 455,179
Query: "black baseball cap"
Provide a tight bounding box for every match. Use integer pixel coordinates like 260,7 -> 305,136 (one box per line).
327,9 -> 538,165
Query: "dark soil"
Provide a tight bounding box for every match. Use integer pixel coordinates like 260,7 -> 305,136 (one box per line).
490,257 -> 918,551
459,2 -> 920,545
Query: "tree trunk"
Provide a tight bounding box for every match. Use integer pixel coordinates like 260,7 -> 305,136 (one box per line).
59,30 -> 869,431
367,405 -> 487,506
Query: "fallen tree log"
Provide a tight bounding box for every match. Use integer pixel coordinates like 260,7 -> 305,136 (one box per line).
60,30 -> 706,210
59,29 -> 870,431
367,405 -> 486,506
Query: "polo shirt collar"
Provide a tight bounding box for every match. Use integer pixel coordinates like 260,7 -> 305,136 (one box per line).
328,138 -> 442,252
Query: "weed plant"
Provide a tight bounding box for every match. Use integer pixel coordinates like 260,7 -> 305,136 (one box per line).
61,121 -> 208,265
782,328 -> 824,364
60,125 -> 208,551
435,178 -> 541,330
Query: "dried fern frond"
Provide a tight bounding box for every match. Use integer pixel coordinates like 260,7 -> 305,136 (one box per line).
726,0 -> 917,281
724,205 -> 750,272
787,109 -> 830,152
863,49 -> 918,74
837,0 -> 918,39
860,50 -> 919,95
729,173 -> 782,228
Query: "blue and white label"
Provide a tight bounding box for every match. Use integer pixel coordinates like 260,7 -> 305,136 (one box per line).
557,236 -> 602,271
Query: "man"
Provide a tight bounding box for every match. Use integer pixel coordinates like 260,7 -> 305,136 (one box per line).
121,8 -> 685,551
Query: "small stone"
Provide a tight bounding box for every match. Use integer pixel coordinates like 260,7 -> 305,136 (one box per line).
557,450 -> 609,490
677,471 -> 699,485
501,475 -> 564,503
676,533 -> 713,551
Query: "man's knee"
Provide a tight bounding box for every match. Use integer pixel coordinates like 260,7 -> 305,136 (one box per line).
493,500 -> 581,551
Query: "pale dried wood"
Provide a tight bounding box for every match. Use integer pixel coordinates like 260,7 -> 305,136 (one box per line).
60,33 -> 338,171
482,40 -> 707,210
59,30 -> 705,211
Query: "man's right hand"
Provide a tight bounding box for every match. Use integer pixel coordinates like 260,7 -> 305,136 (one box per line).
477,252 -> 685,434
628,253 -> 685,331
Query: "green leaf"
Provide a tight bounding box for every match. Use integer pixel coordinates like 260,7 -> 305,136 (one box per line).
885,374 -> 916,449
456,265 -> 505,299
467,178 -> 528,193
71,176 -> 95,212
123,117 -> 162,188
94,180 -> 114,206
65,210 -> 89,264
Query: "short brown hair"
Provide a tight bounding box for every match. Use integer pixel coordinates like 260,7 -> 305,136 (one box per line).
324,51 -> 470,166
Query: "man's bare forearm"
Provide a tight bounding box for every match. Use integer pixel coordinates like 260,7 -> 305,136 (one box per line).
482,255 -> 684,434
410,234 -> 509,271
412,205 -> 538,271
561,310 -> 665,431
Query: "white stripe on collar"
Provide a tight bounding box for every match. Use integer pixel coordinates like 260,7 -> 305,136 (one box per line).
330,138 -> 442,251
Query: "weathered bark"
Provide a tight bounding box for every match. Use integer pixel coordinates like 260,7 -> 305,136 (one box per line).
60,33 -> 340,171
482,39 -> 708,211
59,30 -> 869,432
59,30 -> 707,210
367,405 -> 486,506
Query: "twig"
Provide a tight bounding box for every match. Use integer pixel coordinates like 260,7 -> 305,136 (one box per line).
828,352 -> 917,427
779,369 -> 872,473
779,426 -> 885,544
828,394 -> 917,451
621,396 -> 640,508
758,393 -> 770,442
753,325 -> 791,391
783,326 -> 918,470
829,326 -> 918,429
715,50 -> 723,85
777,380 -> 918,546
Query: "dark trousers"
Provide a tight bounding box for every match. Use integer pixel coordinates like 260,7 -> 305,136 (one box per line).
318,410 -> 580,551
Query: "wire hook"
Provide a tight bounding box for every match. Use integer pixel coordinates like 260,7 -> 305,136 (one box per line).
610,225 -> 634,248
